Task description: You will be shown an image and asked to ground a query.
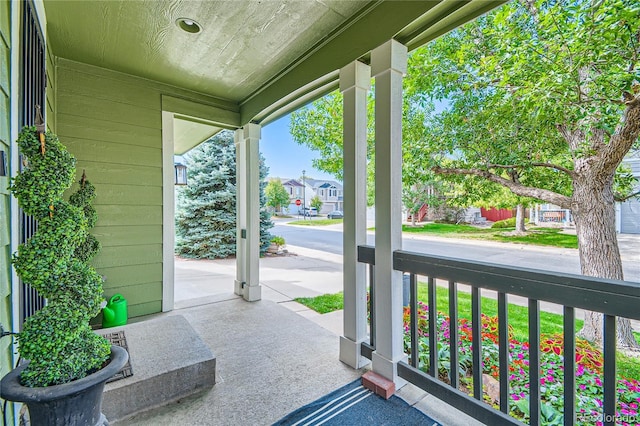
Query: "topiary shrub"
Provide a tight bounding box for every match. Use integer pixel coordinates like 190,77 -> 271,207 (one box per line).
9,127 -> 110,387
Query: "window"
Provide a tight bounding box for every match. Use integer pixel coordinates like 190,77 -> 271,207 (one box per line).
19,0 -> 47,326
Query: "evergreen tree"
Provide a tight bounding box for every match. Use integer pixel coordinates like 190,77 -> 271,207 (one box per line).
258,157 -> 273,252
176,131 -> 272,259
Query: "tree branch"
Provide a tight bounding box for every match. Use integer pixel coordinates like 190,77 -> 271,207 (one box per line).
600,92 -> 640,174
487,162 -> 576,178
615,190 -> 640,203
432,166 -> 572,208
556,124 -> 582,152
530,162 -> 576,177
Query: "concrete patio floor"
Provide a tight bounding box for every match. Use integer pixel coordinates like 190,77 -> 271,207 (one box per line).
112,245 -> 487,425
116,297 -> 362,425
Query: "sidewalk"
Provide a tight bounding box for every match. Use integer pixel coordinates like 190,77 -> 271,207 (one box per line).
175,231 -> 640,336
174,245 -> 345,334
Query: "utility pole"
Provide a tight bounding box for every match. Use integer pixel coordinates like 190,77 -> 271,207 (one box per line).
302,169 -> 306,221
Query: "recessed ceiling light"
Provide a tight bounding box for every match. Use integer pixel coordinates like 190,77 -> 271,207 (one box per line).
176,18 -> 202,34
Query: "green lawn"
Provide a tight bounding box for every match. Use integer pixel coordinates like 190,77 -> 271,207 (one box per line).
289,218 -> 343,226
402,223 -> 578,249
294,285 -> 639,378
416,284 -> 583,341
294,292 -> 344,314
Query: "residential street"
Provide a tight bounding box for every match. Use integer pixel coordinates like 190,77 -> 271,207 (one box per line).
272,219 -> 640,283
174,218 -> 639,336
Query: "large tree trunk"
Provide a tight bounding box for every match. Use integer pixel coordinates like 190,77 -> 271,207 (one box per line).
515,204 -> 526,233
572,175 -> 639,349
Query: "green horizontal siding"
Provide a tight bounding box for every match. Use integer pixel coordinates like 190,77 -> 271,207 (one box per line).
64,161 -> 162,186
56,58 -> 229,318
0,193 -> 8,247
92,244 -> 162,269
105,281 -> 162,305
56,60 -> 164,318
57,67 -> 161,110
64,138 -> 161,167
0,245 -> 9,299
94,205 -> 162,227
0,43 -> 9,97
0,1 -> 12,423
91,184 -> 162,206
57,92 -> 161,129
57,114 -> 161,148
46,46 -> 56,132
0,94 -> 8,143
127,301 -> 162,319
97,264 -> 162,287
92,225 -> 162,248
56,57 -> 234,318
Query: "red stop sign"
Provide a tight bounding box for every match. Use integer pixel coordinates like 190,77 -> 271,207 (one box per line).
295,199 -> 301,206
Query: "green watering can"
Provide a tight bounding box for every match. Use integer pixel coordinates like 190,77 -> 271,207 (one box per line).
102,294 -> 128,328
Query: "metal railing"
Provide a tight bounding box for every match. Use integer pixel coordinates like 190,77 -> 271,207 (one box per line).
357,245 -> 640,426
536,209 -> 572,224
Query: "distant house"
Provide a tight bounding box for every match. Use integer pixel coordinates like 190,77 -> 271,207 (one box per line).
616,156 -> 640,234
527,156 -> 640,234
305,179 -> 344,214
280,178 -> 308,214
271,177 -> 343,215
531,204 -> 572,226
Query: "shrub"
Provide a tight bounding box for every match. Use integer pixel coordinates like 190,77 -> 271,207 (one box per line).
402,302 -> 640,425
491,217 -> 530,228
270,236 -> 285,246
10,127 -> 109,387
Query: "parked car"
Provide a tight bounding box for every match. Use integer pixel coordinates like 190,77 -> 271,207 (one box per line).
300,207 -> 318,217
327,210 -> 343,219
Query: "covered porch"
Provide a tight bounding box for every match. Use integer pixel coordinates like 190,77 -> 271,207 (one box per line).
107,297 -> 481,425
4,1 -> 640,425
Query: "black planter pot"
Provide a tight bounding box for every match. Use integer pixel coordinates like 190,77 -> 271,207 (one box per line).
0,345 -> 128,426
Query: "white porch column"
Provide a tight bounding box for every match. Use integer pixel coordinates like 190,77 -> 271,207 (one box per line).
371,40 -> 408,384
234,129 -> 246,296
235,123 -> 262,301
339,60 -> 371,369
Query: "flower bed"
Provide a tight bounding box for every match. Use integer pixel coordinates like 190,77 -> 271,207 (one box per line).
403,301 -> 640,425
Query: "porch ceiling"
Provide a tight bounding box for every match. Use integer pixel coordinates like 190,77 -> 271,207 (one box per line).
43,0 -> 504,150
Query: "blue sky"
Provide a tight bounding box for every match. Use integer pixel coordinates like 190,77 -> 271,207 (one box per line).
260,114 -> 336,182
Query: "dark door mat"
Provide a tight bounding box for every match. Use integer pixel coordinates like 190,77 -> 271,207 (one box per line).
100,330 -> 134,383
273,379 -> 440,425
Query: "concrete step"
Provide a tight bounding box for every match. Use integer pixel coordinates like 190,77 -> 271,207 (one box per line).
100,314 -> 216,423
